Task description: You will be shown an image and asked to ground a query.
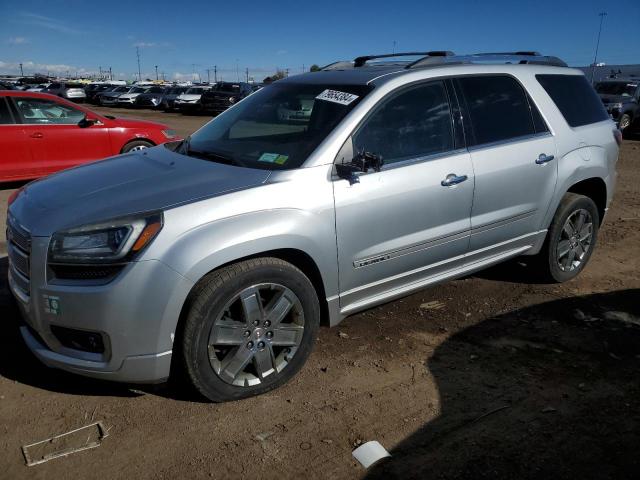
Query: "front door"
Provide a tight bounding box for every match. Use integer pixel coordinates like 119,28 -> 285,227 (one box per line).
334,80 -> 474,314
11,96 -> 112,176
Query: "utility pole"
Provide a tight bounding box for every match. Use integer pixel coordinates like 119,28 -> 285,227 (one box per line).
99,66 -> 102,79
245,67 -> 249,83
136,46 -> 142,81
19,63 -> 24,76
155,65 -> 158,81
109,67 -> 112,80
590,12 -> 607,83
214,65 -> 217,83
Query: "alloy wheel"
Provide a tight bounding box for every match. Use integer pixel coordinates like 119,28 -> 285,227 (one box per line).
556,209 -> 594,272
208,283 -> 305,387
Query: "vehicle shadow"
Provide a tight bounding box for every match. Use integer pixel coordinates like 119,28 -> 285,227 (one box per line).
0,257 -> 168,398
366,289 -> 640,479
0,180 -> 30,192
470,257 -> 549,285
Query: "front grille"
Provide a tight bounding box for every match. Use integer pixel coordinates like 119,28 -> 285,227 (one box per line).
7,216 -> 31,297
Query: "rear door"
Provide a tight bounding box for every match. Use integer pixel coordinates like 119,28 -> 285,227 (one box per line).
11,96 -> 112,175
0,96 -> 33,180
454,75 -> 558,257
334,80 -> 474,312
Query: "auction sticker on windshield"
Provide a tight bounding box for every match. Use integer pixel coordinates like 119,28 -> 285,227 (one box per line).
316,89 -> 359,106
259,153 -> 289,165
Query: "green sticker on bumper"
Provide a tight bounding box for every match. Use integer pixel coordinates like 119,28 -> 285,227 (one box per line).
43,295 -> 61,315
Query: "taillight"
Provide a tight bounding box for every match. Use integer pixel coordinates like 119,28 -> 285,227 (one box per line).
613,129 -> 623,146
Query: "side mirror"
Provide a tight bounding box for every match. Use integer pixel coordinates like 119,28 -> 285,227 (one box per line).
78,116 -> 98,128
335,150 -> 384,185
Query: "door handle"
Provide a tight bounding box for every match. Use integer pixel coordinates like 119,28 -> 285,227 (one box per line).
536,153 -> 555,164
441,174 -> 468,187
29,132 -> 44,139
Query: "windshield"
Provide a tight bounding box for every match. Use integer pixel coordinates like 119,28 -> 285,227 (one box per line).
113,86 -> 129,93
184,82 -> 372,170
185,88 -> 204,94
595,82 -> 637,96
131,87 -> 147,93
148,86 -> 165,93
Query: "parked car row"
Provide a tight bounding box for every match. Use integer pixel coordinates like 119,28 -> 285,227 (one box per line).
85,82 -> 261,115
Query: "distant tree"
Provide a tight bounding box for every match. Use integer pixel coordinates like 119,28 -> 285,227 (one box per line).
309,64 -> 321,72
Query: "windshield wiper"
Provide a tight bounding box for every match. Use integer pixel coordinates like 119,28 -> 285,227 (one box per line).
185,148 -> 239,166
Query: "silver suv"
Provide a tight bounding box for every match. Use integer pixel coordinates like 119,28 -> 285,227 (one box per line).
7,51 -> 619,402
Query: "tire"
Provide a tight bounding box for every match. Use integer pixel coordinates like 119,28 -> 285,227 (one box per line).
179,257 -> 320,402
536,193 -> 600,283
121,139 -> 154,153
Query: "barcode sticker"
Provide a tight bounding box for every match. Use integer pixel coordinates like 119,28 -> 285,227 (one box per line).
316,89 -> 359,105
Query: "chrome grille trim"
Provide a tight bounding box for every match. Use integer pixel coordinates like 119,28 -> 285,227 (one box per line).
7,214 -> 31,297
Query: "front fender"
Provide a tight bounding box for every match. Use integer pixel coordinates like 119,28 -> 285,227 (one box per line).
155,208 -> 339,300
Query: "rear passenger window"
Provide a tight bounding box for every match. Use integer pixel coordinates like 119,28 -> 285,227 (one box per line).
354,81 -> 453,164
457,75 -> 535,146
0,98 -> 13,124
536,74 -> 609,127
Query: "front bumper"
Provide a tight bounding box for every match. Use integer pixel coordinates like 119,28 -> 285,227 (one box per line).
9,236 -> 194,383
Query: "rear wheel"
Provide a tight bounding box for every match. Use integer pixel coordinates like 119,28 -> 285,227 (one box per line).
121,139 -> 153,153
180,258 -> 320,402
536,193 -> 599,282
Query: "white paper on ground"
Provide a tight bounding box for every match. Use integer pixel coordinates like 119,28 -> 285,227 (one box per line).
352,440 -> 391,468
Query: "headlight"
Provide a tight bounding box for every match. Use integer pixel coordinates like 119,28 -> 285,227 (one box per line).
610,102 -> 623,110
228,96 -> 236,104
49,213 -> 163,264
162,129 -> 178,139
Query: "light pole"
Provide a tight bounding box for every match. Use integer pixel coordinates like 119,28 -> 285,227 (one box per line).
136,46 -> 142,81
155,65 -> 158,81
590,12 -> 607,83
19,63 -> 24,76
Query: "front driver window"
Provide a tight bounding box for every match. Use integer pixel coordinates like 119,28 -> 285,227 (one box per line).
15,98 -> 86,125
354,81 -> 454,165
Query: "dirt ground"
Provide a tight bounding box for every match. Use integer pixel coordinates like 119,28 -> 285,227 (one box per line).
1,107 -> 639,479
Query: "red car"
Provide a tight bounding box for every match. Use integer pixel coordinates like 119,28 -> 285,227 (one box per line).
0,91 -> 181,182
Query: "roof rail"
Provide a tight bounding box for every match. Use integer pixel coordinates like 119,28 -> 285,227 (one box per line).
407,52 -> 567,69
353,51 -> 454,68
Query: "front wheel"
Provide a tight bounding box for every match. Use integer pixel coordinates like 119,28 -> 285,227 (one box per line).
121,139 -> 153,153
536,193 -> 600,283
179,258 -> 320,402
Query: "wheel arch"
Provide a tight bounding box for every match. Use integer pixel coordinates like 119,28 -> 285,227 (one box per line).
566,177 -> 607,225
120,137 -> 156,154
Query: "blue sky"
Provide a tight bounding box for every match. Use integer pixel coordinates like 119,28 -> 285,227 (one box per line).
1,0 -> 638,81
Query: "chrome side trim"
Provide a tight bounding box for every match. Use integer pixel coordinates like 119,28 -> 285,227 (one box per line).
467,132 -> 553,153
471,209 -> 537,235
353,229 -> 470,269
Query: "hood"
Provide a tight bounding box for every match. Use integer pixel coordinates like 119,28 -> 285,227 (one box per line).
119,93 -> 141,99
177,94 -> 201,101
10,146 -> 271,236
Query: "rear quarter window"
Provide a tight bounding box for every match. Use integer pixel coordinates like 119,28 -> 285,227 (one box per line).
536,74 -> 609,128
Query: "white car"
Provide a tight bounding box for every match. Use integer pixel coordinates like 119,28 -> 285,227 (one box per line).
174,86 -> 210,112
116,86 -> 150,106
